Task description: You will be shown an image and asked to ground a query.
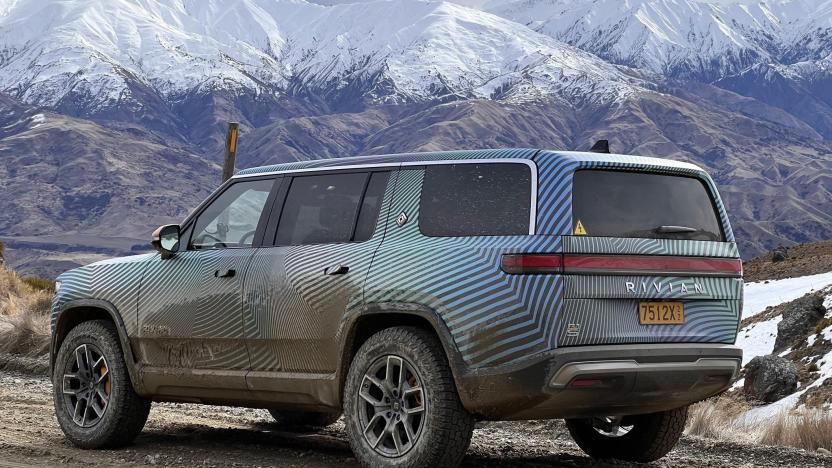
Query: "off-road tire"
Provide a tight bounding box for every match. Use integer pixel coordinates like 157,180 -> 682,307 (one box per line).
343,326 -> 474,467
566,406 -> 688,462
53,320 -> 151,449
268,409 -> 340,428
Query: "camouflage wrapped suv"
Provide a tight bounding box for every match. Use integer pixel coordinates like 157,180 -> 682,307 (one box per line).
51,148 -> 743,466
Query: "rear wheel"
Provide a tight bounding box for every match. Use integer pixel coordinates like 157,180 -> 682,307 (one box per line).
343,327 -> 474,467
53,320 -> 151,449
565,407 -> 688,462
268,409 -> 340,428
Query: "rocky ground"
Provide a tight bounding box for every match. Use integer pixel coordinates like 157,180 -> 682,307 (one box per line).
0,372 -> 830,468
743,240 -> 832,283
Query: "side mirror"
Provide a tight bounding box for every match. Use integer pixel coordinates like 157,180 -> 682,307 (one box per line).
151,224 -> 180,259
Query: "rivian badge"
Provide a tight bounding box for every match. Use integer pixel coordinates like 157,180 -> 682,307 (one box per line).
396,212 -> 408,227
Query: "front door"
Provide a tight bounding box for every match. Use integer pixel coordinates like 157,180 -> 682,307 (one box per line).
137,177 -> 278,396
243,170 -> 393,407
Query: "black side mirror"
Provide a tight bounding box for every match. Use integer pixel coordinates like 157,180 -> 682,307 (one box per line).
151,224 -> 180,259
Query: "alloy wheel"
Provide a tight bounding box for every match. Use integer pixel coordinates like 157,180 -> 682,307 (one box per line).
62,343 -> 112,428
356,354 -> 426,457
591,416 -> 634,437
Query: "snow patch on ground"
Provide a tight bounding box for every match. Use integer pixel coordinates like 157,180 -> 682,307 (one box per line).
735,315 -> 782,366
740,338 -> 832,422
742,389 -> 806,422
29,113 -> 44,128
742,271 -> 832,319
735,273 -> 832,419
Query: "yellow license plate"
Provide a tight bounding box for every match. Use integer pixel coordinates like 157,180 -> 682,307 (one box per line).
639,302 -> 685,325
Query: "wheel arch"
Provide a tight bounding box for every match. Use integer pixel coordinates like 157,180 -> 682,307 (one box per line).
51,299 -> 143,392
338,302 -> 468,399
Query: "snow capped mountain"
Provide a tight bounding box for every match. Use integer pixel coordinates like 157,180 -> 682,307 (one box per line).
2,0 -> 832,276
464,0 -> 832,80
0,0 -> 645,115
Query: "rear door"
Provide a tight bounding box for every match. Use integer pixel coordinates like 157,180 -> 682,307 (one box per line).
557,169 -> 742,347
242,169 -> 392,402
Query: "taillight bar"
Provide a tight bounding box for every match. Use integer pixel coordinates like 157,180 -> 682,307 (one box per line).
500,254 -> 562,274
501,254 -> 742,277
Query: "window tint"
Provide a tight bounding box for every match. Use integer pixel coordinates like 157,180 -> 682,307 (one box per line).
190,179 -> 274,249
353,172 -> 390,242
276,173 -> 368,246
572,170 -> 724,241
419,163 -> 531,237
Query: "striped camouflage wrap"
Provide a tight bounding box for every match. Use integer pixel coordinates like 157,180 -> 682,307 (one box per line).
52,148 -> 741,373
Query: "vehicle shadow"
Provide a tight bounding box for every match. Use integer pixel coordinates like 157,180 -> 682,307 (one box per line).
128,422 -> 606,467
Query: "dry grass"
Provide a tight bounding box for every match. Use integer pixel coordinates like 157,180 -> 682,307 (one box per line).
0,265 -> 52,357
686,395 -> 752,440
759,409 -> 832,451
687,394 -> 832,451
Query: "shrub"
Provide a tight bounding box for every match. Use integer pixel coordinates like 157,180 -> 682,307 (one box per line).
815,317 -> 832,335
0,305 -> 50,356
0,265 -> 52,358
686,395 -> 751,440
22,276 -> 56,293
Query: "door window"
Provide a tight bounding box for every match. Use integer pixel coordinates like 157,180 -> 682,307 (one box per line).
190,179 -> 274,249
275,173 -> 369,246
353,172 -> 391,243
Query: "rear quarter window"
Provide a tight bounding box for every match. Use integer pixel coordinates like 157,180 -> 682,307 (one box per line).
419,163 -> 531,237
572,170 -> 724,241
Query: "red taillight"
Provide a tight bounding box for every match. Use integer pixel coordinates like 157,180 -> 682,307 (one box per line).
501,254 -> 742,277
563,255 -> 742,277
500,254 -> 562,274
568,378 -> 604,388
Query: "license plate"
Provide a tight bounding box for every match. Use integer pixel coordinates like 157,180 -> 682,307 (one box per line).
639,302 -> 684,325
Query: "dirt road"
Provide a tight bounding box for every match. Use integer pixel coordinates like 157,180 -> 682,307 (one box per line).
0,371 -> 829,468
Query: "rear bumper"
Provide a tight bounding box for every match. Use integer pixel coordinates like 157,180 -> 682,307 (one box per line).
456,343 -> 741,420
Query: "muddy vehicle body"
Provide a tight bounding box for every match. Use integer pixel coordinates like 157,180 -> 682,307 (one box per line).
50,149 -> 743,466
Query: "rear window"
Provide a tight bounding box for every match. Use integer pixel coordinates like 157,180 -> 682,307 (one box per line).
419,163 -> 531,237
572,170 -> 724,241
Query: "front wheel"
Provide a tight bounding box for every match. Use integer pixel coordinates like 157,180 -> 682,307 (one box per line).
343,327 -> 474,467
566,407 -> 688,462
53,320 -> 151,449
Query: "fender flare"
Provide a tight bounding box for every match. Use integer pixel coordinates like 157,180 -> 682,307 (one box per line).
338,301 -> 471,390
51,298 -> 144,393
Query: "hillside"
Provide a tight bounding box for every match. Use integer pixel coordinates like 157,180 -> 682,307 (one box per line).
744,240 -> 832,282
1,0 -> 831,276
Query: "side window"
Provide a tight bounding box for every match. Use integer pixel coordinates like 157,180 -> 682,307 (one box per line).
419,163 -> 531,237
353,172 -> 391,242
190,179 -> 275,249
275,172 -> 369,246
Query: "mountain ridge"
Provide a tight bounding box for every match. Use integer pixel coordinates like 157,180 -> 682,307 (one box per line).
0,0 -> 830,277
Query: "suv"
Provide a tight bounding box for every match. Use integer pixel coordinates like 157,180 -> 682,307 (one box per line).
50,148 -> 743,466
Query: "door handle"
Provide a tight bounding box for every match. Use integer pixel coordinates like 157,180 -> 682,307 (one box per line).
323,264 -> 349,276
214,268 -> 236,278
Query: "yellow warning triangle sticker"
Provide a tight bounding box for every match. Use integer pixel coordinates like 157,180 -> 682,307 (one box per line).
574,219 -> 587,236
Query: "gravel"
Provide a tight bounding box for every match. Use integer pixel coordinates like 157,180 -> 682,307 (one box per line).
0,371 -> 830,467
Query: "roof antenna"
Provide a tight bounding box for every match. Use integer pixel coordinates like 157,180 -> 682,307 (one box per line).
589,139 -> 610,153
